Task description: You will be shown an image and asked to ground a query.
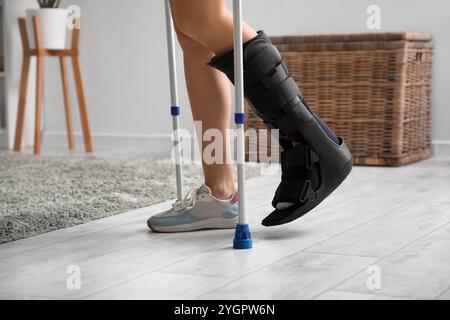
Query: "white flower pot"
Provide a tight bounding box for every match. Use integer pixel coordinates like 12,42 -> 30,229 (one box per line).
26,8 -> 68,50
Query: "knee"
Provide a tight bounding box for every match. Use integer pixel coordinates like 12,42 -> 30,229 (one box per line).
172,5 -> 218,41
174,27 -> 204,54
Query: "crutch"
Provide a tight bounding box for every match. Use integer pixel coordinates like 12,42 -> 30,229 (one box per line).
164,0 -> 252,249
232,0 -> 253,249
164,0 -> 183,201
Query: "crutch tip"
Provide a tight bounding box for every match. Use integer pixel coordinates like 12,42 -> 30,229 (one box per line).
233,224 -> 253,249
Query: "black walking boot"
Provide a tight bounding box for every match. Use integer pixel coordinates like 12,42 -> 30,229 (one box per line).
209,31 -> 353,226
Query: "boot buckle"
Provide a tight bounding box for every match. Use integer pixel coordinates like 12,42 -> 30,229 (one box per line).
299,180 -> 316,203
305,146 -> 320,170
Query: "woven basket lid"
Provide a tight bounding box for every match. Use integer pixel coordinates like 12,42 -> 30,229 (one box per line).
271,32 -> 432,44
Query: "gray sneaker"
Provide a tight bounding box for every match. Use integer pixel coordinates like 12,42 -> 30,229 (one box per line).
147,184 -> 239,233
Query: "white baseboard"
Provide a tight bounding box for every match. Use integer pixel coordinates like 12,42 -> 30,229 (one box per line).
432,140 -> 450,158
42,131 -> 175,157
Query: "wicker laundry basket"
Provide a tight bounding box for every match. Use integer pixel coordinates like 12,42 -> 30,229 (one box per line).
245,32 -> 433,166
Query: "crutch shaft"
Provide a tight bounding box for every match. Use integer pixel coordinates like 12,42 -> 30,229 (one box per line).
164,0 -> 183,201
233,0 -> 247,225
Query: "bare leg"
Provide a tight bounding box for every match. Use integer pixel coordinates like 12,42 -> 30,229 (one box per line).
171,0 -> 257,55
170,3 -> 236,199
171,0 -> 303,151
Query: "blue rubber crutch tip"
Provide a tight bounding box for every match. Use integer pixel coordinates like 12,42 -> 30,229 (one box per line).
233,224 -> 253,249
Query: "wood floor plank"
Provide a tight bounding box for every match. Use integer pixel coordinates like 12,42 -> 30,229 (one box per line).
306,186 -> 450,257
0,228 -> 237,299
88,272 -> 231,300
0,200 -> 173,260
314,290 -> 414,300
1,158 -> 449,300
438,288 -> 450,300
335,223 -> 450,299
201,252 -> 377,300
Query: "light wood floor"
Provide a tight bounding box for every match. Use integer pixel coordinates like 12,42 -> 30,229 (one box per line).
0,158 -> 449,300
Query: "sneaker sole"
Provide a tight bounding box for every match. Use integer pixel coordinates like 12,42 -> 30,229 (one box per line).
148,217 -> 239,233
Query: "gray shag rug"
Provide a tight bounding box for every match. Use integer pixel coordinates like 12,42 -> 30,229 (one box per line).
0,153 -> 261,243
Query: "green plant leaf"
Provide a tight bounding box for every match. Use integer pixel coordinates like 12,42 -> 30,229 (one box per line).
37,0 -> 61,8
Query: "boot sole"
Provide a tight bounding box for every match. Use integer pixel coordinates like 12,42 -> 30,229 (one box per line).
262,159 -> 353,227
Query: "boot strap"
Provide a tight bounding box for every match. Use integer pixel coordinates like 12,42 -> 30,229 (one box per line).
281,145 -> 320,170
272,179 -> 317,205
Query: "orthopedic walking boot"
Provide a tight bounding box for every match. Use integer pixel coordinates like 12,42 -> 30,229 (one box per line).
209,31 -> 353,226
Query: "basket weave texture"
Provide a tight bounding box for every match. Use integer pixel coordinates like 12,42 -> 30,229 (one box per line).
245,32 -> 433,166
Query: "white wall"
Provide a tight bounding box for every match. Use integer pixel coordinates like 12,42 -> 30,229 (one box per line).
0,0 -> 4,130
43,0 -> 187,152
37,0 -> 450,155
2,0 -> 37,149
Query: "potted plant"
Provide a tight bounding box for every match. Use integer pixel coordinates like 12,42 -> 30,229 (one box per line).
26,0 -> 68,49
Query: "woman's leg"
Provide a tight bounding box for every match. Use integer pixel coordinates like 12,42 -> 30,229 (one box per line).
170,0 -> 352,227
147,3 -> 242,232
171,0 -> 257,55
170,5 -> 235,199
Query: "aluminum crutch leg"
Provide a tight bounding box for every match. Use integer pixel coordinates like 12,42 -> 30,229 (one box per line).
232,0 -> 253,250
164,0 -> 183,201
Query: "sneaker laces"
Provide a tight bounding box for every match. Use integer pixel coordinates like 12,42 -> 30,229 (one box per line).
171,188 -> 198,211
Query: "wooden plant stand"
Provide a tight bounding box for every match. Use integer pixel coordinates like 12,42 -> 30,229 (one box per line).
14,16 -> 93,155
